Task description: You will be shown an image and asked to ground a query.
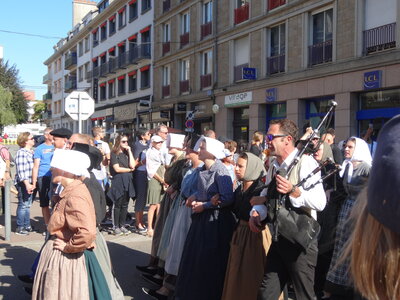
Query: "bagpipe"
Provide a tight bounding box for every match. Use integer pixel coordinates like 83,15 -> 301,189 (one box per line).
269,100 -> 341,250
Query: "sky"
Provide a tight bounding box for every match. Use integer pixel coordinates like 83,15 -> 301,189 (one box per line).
0,0 -> 77,99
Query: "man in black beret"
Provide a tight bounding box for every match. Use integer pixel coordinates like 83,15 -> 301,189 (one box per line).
50,128 -> 73,149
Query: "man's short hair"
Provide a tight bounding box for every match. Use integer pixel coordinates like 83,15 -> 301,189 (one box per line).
270,119 -> 298,143
92,126 -> 104,138
44,127 -> 53,135
326,128 -> 335,136
156,124 -> 168,134
136,127 -> 149,138
71,133 -> 91,144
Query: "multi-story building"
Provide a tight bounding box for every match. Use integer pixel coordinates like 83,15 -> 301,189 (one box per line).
43,0 -> 154,134
154,0 -> 400,148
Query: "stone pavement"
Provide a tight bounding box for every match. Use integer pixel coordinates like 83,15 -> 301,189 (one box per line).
0,191 -> 155,300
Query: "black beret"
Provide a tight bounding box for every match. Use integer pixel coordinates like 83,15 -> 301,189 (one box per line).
367,114 -> 400,234
50,128 -> 73,139
71,143 -> 103,171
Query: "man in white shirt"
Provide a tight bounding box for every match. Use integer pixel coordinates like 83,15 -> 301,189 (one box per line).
249,119 -> 326,300
91,126 -> 111,189
156,124 -> 172,166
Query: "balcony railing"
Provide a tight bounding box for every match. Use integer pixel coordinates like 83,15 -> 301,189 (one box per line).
42,92 -> 52,101
42,73 -> 51,84
162,42 -> 170,56
64,52 -> 77,69
180,80 -> 189,94
201,22 -> 212,39
92,67 -> 100,78
128,44 -> 151,64
234,63 -> 249,82
163,0 -> 170,12
267,54 -> 285,75
234,3 -> 249,25
109,58 -> 117,73
200,73 -> 212,89
85,71 -> 92,81
162,85 -> 170,98
308,40 -> 332,66
65,77 -> 77,92
118,52 -> 128,69
100,63 -> 109,77
180,32 -> 190,48
363,22 -> 396,55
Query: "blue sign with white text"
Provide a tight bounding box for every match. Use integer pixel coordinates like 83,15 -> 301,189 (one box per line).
266,88 -> 277,102
363,70 -> 382,90
243,68 -> 257,80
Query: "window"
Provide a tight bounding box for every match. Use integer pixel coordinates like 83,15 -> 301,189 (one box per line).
128,71 -> 137,92
108,79 -> 115,98
100,83 -> 107,100
162,66 -> 170,97
129,0 -> 138,21
100,22 -> 107,41
92,29 -> 99,47
118,6 -> 126,29
203,1 -> 212,24
140,65 -> 150,89
84,36 -> 90,52
180,59 -> 190,81
234,0 -> 249,25
181,12 -> 190,34
163,23 -> 170,42
268,0 -> 285,11
118,75 -> 126,95
234,36 -> 249,81
78,41 -> 83,57
309,9 -> 333,65
141,29 -> 151,58
142,0 -> 151,13
202,50 -> 212,75
267,23 -> 286,74
78,66 -> 83,82
109,15 -> 116,35
84,62 -> 90,80
98,0 -> 109,13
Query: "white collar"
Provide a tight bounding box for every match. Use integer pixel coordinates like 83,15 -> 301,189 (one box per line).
272,148 -> 299,170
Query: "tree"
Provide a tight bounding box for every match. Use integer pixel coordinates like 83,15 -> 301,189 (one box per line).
0,59 -> 28,124
32,101 -> 46,122
0,85 -> 17,129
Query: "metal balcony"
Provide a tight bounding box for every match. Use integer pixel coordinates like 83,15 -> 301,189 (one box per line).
180,32 -> 189,48
162,42 -> 170,56
100,63 -> 109,77
267,54 -> 285,75
234,3 -> 249,25
162,85 -> 170,98
140,44 -> 151,59
42,92 -> 52,101
85,70 -> 92,81
108,58 -> 117,73
200,73 -> 212,89
118,52 -> 128,69
92,67 -> 100,78
180,80 -> 189,94
42,73 -> 52,84
363,22 -> 396,55
64,52 -> 77,70
65,77 -> 77,92
201,22 -> 212,40
308,40 -> 332,66
42,110 -> 52,119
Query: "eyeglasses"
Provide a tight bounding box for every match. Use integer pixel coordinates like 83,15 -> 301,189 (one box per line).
160,131 -> 168,134
266,134 -> 287,141
121,140 -> 128,144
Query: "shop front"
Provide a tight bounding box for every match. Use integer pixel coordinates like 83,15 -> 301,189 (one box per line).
91,107 -> 114,136
112,102 -> 138,137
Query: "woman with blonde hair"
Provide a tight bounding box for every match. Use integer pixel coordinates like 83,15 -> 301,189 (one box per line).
249,131 -> 264,158
348,115 -> 400,300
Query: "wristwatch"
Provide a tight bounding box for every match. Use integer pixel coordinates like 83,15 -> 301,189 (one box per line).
290,185 -> 297,194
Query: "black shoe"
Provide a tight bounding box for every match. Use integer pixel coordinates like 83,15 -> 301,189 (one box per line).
141,273 -> 163,286
136,265 -> 158,275
24,286 -> 32,295
142,287 -> 168,300
17,274 -> 34,284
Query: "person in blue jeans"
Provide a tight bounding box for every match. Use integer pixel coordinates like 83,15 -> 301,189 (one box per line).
14,132 -> 35,235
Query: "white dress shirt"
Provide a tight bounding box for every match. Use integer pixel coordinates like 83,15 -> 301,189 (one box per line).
253,148 -> 326,220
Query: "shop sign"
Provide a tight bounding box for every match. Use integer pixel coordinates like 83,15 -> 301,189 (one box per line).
224,91 -> 252,107
266,88 -> 277,102
176,102 -> 187,112
242,68 -> 257,80
364,70 -> 382,90
160,110 -> 169,119
114,103 -> 137,122
152,111 -> 170,121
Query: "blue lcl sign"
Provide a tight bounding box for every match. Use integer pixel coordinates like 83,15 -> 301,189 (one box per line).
266,88 -> 277,102
363,70 -> 382,90
243,68 -> 257,80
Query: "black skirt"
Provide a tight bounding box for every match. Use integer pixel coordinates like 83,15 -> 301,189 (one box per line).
175,208 -> 236,300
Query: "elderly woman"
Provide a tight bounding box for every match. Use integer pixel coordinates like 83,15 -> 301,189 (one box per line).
175,137 -> 236,300
221,152 -> 270,300
107,134 -> 136,235
32,149 -> 111,299
324,137 -> 372,300
14,132 -> 35,235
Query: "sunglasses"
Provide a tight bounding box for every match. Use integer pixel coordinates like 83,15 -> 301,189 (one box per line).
121,140 -> 128,144
266,134 -> 287,141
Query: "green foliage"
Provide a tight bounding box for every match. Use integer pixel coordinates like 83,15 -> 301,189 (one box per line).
0,85 -> 17,126
0,59 -> 28,124
32,101 -> 46,122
